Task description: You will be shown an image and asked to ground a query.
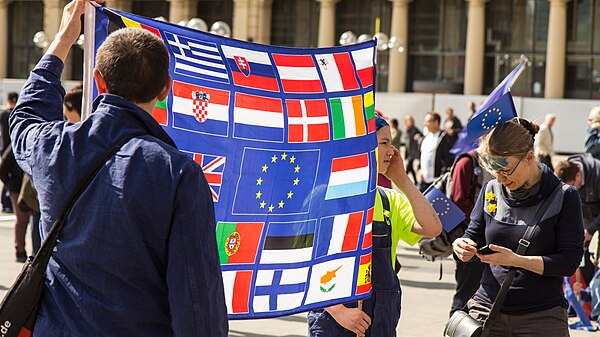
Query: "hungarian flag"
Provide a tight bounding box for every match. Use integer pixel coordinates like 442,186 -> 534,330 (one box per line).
286,99 -> 330,143
222,270 -> 253,314
216,222 -> 264,264
315,52 -> 360,92
272,54 -> 323,93
330,95 -> 366,140
356,253 -> 372,295
316,211 -> 363,257
351,47 -> 375,88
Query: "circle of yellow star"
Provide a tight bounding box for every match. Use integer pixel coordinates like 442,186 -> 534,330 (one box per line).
271,155 -> 278,163
289,155 -> 296,164
261,164 -> 268,172
287,191 -> 294,199
259,201 -> 266,208
255,191 -> 262,199
256,177 -> 263,185
268,205 -> 274,212
293,177 -> 300,185
281,152 -> 288,160
278,200 -> 284,208
294,165 -> 300,173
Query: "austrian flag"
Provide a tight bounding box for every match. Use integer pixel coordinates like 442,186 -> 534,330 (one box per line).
286,99 -> 330,143
273,54 -> 323,93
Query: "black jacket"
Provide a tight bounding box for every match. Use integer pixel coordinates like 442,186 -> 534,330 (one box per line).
569,153 -> 600,234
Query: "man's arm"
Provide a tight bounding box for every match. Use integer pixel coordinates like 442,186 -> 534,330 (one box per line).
167,162 -> 228,336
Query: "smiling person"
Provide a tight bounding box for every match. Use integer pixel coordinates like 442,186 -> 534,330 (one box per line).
308,115 -> 442,337
452,118 -> 584,337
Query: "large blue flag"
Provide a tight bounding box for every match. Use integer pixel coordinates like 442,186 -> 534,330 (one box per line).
91,7 -> 377,319
451,59 -> 527,155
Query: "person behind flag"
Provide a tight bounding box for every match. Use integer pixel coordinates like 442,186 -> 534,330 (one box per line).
62,83 -> 83,122
9,0 -> 228,336
308,115 -> 442,337
534,113 -> 555,171
585,106 -> 600,160
453,118 -> 583,337
403,114 -> 422,183
418,112 -> 455,192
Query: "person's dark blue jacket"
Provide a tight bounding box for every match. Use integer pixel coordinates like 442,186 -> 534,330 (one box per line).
585,127 -> 600,160
464,164 -> 583,314
10,54 -> 228,337
568,153 -> 600,234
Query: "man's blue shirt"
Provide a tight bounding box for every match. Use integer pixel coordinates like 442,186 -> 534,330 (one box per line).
10,54 -> 228,336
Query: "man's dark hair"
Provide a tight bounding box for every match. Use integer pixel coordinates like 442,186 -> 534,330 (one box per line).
554,160 -> 580,183
427,112 -> 441,124
7,92 -> 18,104
64,84 -> 83,116
95,28 -> 169,103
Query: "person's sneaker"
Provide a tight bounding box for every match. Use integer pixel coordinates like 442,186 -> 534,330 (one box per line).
15,251 -> 27,263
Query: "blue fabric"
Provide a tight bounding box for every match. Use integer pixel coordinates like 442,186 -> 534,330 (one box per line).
10,54 -> 228,337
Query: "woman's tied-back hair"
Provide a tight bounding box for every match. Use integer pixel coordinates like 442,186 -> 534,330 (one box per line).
477,117 -> 540,159
64,84 -> 83,116
95,28 -> 169,104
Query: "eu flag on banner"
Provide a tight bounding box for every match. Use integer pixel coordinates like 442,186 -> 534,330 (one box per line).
92,6 -> 377,320
466,92 -> 517,144
424,186 -> 465,232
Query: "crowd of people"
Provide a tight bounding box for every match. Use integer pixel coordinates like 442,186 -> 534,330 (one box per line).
0,0 -> 599,336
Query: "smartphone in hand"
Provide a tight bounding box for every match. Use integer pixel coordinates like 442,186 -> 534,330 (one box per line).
477,244 -> 496,255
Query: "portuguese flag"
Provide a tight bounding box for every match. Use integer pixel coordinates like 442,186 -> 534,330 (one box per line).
153,98 -> 167,125
216,222 -> 264,265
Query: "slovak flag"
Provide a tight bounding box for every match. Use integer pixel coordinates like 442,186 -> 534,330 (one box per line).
221,45 -> 280,92
272,54 -> 323,93
286,99 -> 330,143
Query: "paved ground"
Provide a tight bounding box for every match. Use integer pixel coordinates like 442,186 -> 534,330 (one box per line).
1,213 -> 598,336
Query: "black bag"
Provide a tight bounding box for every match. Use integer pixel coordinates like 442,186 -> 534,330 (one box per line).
443,182 -> 563,337
0,132 -> 143,337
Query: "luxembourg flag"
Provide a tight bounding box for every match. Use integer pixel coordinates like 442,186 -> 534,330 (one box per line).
325,153 -> 370,200
272,54 -> 323,93
316,211 -> 363,257
221,45 -> 280,92
351,47 -> 375,88
233,93 -> 284,142
315,52 -> 360,92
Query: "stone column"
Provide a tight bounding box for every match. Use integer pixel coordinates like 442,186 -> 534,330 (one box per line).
169,0 -> 186,24
463,0 -> 487,95
545,0 -> 569,98
0,0 -> 8,78
256,0 -> 273,44
387,0 -> 410,92
233,0 -> 250,40
317,0 -> 339,47
45,0 -> 73,79
109,0 -> 133,13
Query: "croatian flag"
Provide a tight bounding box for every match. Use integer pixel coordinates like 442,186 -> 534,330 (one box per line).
316,211 -> 363,257
325,153 -> 370,200
272,54 -> 323,93
315,53 -> 360,92
351,47 -> 375,88
171,80 -> 229,136
233,93 -> 283,142
221,45 -> 279,92
286,99 -> 330,143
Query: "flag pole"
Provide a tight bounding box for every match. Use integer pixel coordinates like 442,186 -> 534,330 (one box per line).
81,1 -> 97,121
356,299 -> 363,337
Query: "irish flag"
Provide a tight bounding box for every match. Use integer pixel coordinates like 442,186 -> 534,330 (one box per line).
216,222 -> 264,265
325,153 -> 369,200
330,95 -> 366,140
315,52 -> 359,92
222,270 -> 252,314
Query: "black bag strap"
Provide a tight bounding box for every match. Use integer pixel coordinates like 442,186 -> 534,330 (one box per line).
481,182 -> 563,337
29,132 -> 145,269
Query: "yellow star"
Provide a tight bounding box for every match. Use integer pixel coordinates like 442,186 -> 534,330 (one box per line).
281,152 -> 288,160
485,191 -> 496,202
278,200 -> 284,208
287,191 -> 294,199
294,165 -> 300,173
256,177 -> 263,185
487,203 -> 497,213
268,205 -> 274,212
255,191 -> 262,199
259,201 -> 266,208
289,155 -> 296,164
293,177 -> 300,185
262,164 -> 268,172
271,155 -> 278,163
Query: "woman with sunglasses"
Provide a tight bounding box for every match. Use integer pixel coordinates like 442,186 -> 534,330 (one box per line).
452,118 -> 584,337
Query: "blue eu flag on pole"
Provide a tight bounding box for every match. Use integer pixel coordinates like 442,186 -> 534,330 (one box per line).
424,186 -> 465,232
466,92 -> 517,144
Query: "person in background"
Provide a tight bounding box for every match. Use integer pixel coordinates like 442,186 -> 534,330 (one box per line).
308,115 -> 442,337
390,118 -> 402,150
0,92 -> 18,213
403,115 -> 422,183
63,83 -> 83,122
534,113 -> 555,171
467,101 -> 477,121
444,107 -> 463,138
9,0 -> 228,335
453,118 -> 583,337
585,106 -> 600,160
418,112 -> 455,192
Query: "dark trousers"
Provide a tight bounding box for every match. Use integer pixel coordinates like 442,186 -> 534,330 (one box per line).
450,256 -> 485,317
405,157 -> 418,183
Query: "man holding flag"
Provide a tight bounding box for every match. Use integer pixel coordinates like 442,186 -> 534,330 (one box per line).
9,0 -> 228,336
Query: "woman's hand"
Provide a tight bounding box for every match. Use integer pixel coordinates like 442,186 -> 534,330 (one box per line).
476,244 -> 516,266
326,305 -> 372,337
453,238 -> 478,262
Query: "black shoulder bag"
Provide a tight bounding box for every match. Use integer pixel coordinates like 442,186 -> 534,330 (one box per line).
444,183 -> 563,337
0,132 -> 144,337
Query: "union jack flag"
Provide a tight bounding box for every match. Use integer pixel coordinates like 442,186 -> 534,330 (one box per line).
186,152 -> 226,202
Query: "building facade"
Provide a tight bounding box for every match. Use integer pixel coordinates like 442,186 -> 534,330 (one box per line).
2,0 -> 600,99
